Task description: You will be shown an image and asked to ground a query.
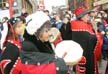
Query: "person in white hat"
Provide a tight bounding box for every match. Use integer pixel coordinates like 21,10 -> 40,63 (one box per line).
20,11 -> 68,74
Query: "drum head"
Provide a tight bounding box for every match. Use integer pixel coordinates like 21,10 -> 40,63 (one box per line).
55,40 -> 83,65
49,27 -> 60,43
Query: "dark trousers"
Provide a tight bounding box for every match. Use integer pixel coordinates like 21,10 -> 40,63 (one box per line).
102,49 -> 107,60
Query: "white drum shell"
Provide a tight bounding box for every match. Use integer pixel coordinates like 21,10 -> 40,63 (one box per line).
55,40 -> 83,64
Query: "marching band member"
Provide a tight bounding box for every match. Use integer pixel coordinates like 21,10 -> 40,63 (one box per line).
0,17 -> 25,74
71,7 -> 103,74
21,11 -> 68,74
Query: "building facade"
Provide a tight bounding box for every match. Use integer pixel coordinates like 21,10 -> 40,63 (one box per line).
0,0 -> 38,18
68,0 -> 94,12
15,0 -> 38,16
93,0 -> 108,11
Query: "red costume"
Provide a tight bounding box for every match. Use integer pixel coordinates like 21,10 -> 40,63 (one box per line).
0,39 -> 21,74
71,7 -> 103,74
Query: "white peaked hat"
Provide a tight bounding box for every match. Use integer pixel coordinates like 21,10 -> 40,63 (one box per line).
26,11 -> 50,35
55,40 -> 83,65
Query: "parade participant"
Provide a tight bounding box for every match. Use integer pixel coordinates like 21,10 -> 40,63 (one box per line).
24,11 -> 54,54
0,17 -> 24,74
21,11 -> 68,74
71,7 -> 103,74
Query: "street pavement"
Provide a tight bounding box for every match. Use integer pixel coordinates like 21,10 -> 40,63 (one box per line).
98,59 -> 107,74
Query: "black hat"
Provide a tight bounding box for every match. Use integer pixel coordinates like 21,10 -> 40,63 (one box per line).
21,12 -> 29,18
8,16 -> 25,26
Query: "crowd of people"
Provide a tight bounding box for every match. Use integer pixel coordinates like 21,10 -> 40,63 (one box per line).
0,6 -> 108,74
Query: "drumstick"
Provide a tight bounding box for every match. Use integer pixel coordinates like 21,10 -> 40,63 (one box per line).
62,49 -> 70,58
62,52 -> 67,58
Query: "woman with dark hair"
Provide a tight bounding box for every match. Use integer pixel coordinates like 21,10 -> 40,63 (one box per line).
0,17 -> 25,74
60,16 -> 72,40
21,11 -> 68,74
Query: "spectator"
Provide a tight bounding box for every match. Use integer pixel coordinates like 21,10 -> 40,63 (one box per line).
101,30 -> 108,60
60,17 -> 72,40
53,14 -> 63,29
2,17 -> 9,23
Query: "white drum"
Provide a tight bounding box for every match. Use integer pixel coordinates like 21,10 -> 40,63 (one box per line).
55,40 -> 83,65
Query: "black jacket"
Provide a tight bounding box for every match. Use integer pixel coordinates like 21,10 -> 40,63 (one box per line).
71,20 -> 97,74
20,41 -> 68,74
23,29 -> 54,54
60,22 -> 72,40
